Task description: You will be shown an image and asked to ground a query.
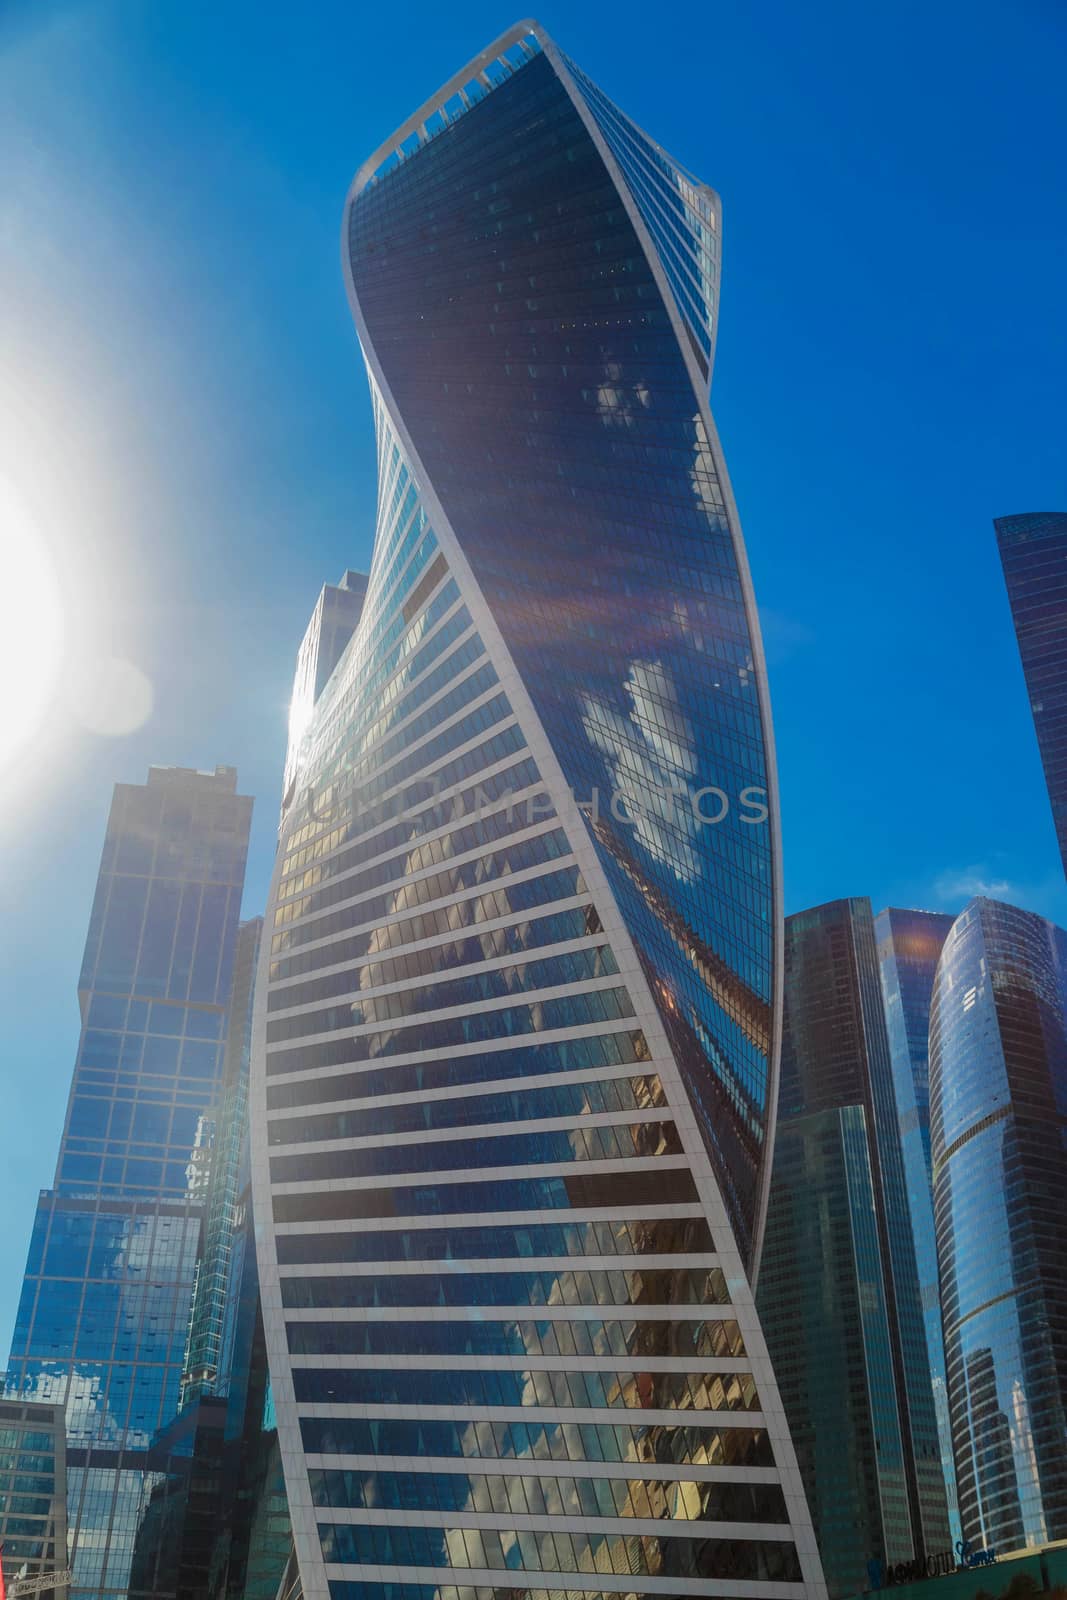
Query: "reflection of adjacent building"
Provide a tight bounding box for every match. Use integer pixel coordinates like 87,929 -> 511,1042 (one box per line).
3,766 -> 252,1600
758,899 -> 951,1599
876,907 -> 962,1543
168,914 -> 292,1600
0,1397 -> 68,1598
930,897 -> 1067,1553
252,20 -> 827,1600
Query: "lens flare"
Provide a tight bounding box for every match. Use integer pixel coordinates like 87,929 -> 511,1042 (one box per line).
0,476 -> 64,759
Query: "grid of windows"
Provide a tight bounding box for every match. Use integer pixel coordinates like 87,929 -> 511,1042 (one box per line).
0,1402 -> 66,1589
758,899 -> 950,1597
5,768 -> 252,1600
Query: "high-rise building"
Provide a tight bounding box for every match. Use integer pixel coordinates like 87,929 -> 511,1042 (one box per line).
171,914 -> 293,1600
181,918 -> 263,1405
0,1397 -> 68,1598
4,765 -> 252,1600
995,512 -> 1067,875
282,571 -> 369,811
929,897 -> 1067,1553
758,899 -> 950,1597
875,907 -> 960,1543
251,21 -> 826,1600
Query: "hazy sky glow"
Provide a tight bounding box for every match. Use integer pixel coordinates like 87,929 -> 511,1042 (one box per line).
1,0 -> 1065,1344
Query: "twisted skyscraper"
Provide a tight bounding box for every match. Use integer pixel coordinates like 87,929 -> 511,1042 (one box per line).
252,24 -> 825,1600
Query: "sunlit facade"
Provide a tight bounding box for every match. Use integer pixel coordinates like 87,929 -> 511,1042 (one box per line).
4,765 -> 252,1600
875,907 -> 960,1543
758,900 -> 950,1598
251,20 -> 826,1600
929,897 -> 1067,1552
283,573 -> 369,812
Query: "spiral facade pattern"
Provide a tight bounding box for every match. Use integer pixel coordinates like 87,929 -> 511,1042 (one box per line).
251,22 -> 825,1600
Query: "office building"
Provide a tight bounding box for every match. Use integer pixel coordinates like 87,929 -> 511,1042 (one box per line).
173,914 -> 293,1600
282,571 -> 369,810
875,907 -> 960,1542
995,512 -> 1067,875
929,897 -> 1067,1552
0,1397 -> 68,1597
251,21 -> 826,1600
181,919 -> 264,1405
758,899 -> 950,1597
4,766 -> 252,1600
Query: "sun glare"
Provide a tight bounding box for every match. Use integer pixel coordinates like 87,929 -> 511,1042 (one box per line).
0,476 -> 65,759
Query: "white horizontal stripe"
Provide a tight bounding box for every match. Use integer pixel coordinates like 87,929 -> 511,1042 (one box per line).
271,893 -> 592,995
280,1305 -> 742,1324
322,1564 -> 805,1599
263,1013 -> 636,1087
287,1354 -> 752,1375
267,932 -> 614,1020
266,1061 -> 666,1118
297,1402 -> 765,1428
269,1152 -> 689,1193
305,1452 -> 781,1484
265,972 -> 630,1050
277,1251 -> 717,1277
272,1203 -> 706,1234
318,1506 -> 792,1540
267,1108 -> 674,1157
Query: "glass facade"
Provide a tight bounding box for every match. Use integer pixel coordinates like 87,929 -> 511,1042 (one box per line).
181,918 -> 262,1403
187,915 -> 292,1600
875,907 -> 961,1543
283,572 -> 369,812
758,900 -> 950,1598
995,513 -> 1067,875
252,22 -> 826,1600
0,1397 -> 68,1598
929,897 -> 1067,1552
4,766 -> 252,1600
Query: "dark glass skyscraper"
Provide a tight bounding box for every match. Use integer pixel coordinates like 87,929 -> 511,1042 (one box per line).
758,899 -> 950,1597
4,766 -> 252,1600
251,21 -> 826,1600
875,907 -> 960,1543
995,512 -> 1067,875
929,897 -> 1067,1552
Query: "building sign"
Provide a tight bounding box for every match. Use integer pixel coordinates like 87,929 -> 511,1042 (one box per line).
868,1542 -> 997,1589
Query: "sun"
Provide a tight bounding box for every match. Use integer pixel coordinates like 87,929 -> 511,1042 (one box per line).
0,476 -> 64,758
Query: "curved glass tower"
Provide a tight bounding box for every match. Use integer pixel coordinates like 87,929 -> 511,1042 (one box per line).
929,897 -> 1067,1553
251,22 -> 824,1600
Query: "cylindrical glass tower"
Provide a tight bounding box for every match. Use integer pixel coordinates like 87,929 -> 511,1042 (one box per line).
930,897 -> 1067,1552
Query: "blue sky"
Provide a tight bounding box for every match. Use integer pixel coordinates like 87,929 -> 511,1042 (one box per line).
0,0 -> 1064,1345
